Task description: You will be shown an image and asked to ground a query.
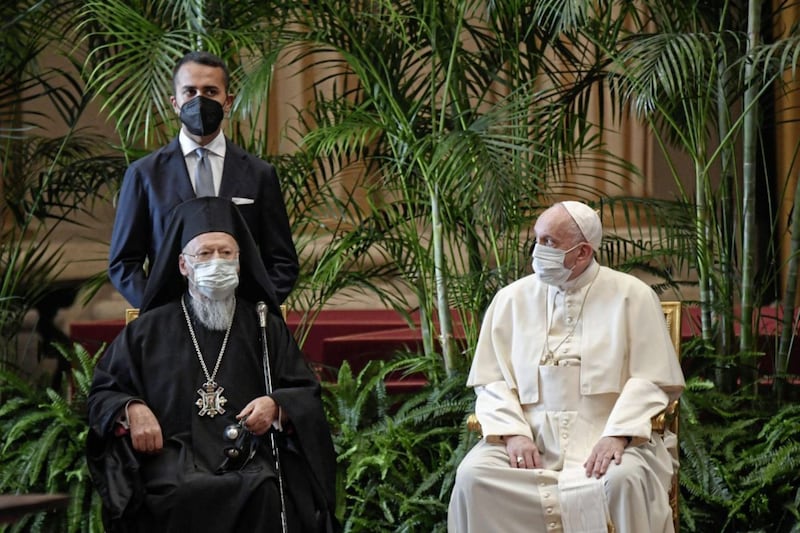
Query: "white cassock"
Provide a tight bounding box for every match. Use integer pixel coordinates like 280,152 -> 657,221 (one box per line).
448,261 -> 685,533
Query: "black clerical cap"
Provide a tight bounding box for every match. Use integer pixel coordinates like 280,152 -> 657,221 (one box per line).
140,196 -> 282,314
178,197 -> 239,249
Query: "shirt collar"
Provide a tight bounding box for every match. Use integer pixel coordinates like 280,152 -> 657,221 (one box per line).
178,129 -> 227,158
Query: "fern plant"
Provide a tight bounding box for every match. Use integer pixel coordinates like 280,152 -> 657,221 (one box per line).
678,371 -> 800,532
324,354 -> 477,532
0,343 -> 104,533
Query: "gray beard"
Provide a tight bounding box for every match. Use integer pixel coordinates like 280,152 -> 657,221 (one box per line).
189,295 -> 235,331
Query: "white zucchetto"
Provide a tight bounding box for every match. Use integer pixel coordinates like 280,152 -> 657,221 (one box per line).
560,201 -> 603,250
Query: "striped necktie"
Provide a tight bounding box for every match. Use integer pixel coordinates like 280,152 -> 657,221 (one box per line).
195,147 -> 215,197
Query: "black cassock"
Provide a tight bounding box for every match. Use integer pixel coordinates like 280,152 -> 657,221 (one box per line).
87,296 -> 337,532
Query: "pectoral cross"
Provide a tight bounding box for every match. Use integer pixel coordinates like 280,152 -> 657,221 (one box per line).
196,381 -> 227,417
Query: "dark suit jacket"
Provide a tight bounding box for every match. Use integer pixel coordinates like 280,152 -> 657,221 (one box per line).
108,137 -> 298,308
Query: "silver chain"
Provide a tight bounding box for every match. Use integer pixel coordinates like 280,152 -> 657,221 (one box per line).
543,267 -> 599,363
181,297 -> 235,385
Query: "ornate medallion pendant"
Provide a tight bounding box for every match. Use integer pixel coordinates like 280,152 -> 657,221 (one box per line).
196,381 -> 227,417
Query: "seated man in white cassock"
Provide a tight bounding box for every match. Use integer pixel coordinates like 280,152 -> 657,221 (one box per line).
448,201 -> 685,533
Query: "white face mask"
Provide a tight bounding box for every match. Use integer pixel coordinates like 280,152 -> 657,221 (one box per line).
186,258 -> 240,300
531,243 -> 582,286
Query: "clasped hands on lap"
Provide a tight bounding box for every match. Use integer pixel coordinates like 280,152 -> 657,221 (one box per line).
126,396 -> 281,454
504,434 -> 629,477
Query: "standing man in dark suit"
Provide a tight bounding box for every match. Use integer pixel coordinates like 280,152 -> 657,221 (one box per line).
109,51 -> 298,308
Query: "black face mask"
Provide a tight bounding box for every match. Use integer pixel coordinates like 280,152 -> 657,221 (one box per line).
179,96 -> 225,136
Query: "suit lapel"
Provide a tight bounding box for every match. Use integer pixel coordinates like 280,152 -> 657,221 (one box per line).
219,140 -> 248,197
164,137 -> 196,203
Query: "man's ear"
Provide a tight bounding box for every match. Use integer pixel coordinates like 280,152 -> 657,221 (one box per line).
178,254 -> 189,277
223,93 -> 234,115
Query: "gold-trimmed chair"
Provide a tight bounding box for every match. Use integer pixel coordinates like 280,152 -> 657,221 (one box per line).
125,308 -> 139,324
466,301 -> 682,532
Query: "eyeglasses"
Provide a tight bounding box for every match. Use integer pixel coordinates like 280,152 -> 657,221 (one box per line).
182,248 -> 239,262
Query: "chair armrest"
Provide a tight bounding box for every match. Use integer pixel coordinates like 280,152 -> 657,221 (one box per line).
465,414 -> 503,444
466,413 -> 482,436
651,400 -> 679,434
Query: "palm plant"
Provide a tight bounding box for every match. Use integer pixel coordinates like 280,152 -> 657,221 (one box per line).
597,2 -> 750,383
7,0 -> 798,530
78,0 -> 632,368
1,0 -> 125,367
593,0 -> 800,396
74,3 -> 633,530
78,0 -> 290,151
270,0 -> 634,378
579,1 -> 800,529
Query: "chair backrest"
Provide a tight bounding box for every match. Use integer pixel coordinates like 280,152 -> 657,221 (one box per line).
125,308 -> 139,324
661,301 -> 682,359
658,301 -> 682,532
652,301 -> 681,433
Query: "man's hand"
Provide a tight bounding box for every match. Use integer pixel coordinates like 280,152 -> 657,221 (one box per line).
583,436 -> 628,478
127,403 -> 163,453
237,396 -> 280,435
504,435 -> 542,469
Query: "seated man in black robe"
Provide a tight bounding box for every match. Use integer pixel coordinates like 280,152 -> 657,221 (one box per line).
87,196 -> 337,532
